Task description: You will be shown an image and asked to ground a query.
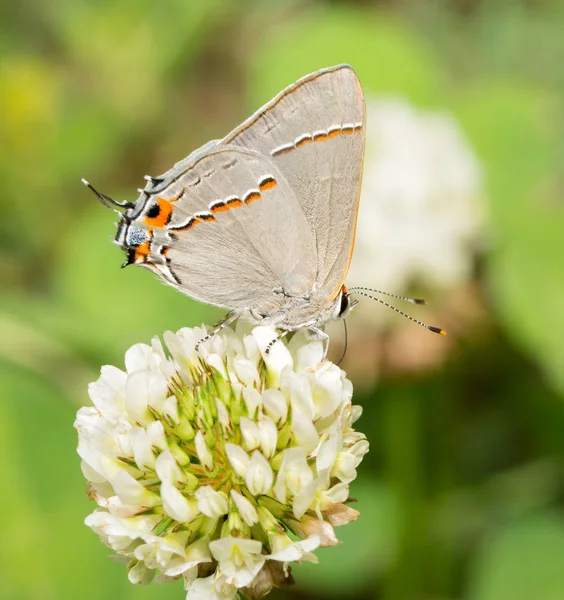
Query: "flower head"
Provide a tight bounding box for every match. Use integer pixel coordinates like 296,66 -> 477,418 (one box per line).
76,324 -> 368,599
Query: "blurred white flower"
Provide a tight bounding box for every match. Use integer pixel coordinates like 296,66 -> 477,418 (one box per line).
76,324 -> 368,600
349,97 -> 485,293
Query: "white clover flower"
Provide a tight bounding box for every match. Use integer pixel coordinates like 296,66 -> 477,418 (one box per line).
76,324 -> 368,600
348,97 -> 485,295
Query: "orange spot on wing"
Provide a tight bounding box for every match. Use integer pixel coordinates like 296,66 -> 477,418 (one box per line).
296,136 -> 313,147
245,192 -> 261,205
313,132 -> 329,142
144,199 -> 173,228
259,178 -> 277,192
328,128 -> 341,138
226,198 -> 243,207
211,203 -> 229,213
134,241 -> 151,263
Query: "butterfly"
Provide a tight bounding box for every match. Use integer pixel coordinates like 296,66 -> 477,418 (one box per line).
84,65 -> 444,354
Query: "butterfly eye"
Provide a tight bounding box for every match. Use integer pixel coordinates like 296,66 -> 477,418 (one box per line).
336,290 -> 353,319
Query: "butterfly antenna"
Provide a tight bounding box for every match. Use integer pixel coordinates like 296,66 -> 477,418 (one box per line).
348,286 -> 427,305
349,289 -> 447,335
81,179 -> 134,211
337,318 -> 348,366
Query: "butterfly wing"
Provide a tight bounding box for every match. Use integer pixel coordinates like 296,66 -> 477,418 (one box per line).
135,146 -> 317,313
222,64 -> 366,301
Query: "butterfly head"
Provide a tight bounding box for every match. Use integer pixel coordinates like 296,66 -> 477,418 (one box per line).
81,179 -> 151,268
333,285 -> 358,320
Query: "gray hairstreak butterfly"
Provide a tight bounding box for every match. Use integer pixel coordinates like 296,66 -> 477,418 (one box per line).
84,64 -> 445,354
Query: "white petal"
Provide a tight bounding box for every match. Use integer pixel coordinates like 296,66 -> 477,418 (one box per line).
288,373 -> 314,420
134,543 -> 162,569
291,409 -> 319,455
195,486 -> 228,518
310,363 -> 344,418
111,469 -> 159,507
233,358 -> 260,387
242,387 -> 262,419
349,439 -> 370,460
80,459 -> 107,484
146,420 -> 167,450
239,417 -> 261,452
162,395 -> 180,424
322,482 -> 349,505
128,559 -> 154,585
206,353 -> 227,379
161,481 -> 199,522
209,537 -> 265,588
351,404 -> 363,424
332,452 -> 359,483
261,389 -> 288,425
224,443 -> 250,479
88,365 -> 127,420
86,510 -> 160,539
252,326 -> 293,383
186,573 -> 237,600
106,495 -> 150,518
164,538 -> 212,576
130,428 -> 155,472
125,342 -> 159,373
125,370 -> 168,425
292,479 -> 317,518
274,447 -> 314,505
257,415 -> 278,459
241,328 -> 260,362
76,432 -> 122,482
164,538 -> 212,580
246,450 -> 274,496
195,430 -> 214,471
316,433 -> 340,486
155,450 -> 183,484
292,335 -> 324,371
215,398 -> 231,432
230,490 -> 259,526
268,534 -> 320,562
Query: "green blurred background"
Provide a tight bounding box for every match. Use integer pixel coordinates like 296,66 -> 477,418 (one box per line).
2,1 -> 564,599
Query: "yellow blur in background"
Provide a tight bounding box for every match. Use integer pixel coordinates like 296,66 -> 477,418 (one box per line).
2,1 -> 564,599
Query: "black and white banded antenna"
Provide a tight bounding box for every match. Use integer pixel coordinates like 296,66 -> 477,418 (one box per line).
347,287 -> 447,336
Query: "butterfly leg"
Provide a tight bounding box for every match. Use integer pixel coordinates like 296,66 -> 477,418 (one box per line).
265,330 -> 290,355
195,311 -> 238,351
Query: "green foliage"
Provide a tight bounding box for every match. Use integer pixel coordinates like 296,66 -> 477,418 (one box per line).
468,512 -> 564,600
454,83 -> 564,394
248,7 -> 443,107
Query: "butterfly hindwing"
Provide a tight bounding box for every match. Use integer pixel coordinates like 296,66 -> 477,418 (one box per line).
222,65 -> 365,301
